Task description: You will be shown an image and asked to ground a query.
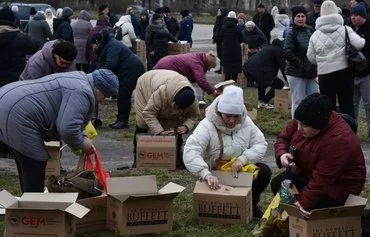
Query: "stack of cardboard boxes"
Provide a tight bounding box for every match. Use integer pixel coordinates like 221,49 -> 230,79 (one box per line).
132,40 -> 146,67
274,87 -> 291,114
168,42 -> 191,55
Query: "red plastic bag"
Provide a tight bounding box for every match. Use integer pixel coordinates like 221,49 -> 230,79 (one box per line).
84,149 -> 110,191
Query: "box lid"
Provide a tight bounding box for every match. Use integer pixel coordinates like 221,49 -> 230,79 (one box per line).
212,171 -> 253,187
214,80 -> 236,90
158,182 -> 185,198
44,141 -> 60,147
193,181 -> 250,196
0,190 -> 18,208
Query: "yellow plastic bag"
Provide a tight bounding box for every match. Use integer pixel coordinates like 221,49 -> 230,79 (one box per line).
216,157 -> 259,180
74,121 -> 98,156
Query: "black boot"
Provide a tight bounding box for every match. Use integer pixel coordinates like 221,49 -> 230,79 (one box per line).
92,118 -> 102,128
111,120 -> 129,129
109,120 -> 119,128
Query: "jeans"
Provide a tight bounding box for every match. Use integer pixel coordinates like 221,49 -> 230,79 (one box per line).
258,77 -> 284,103
287,75 -> 319,118
354,74 -> 370,134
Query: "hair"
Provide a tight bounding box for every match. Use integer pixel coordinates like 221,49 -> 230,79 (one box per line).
279,8 -> 287,14
98,4 -> 108,12
53,41 -> 77,61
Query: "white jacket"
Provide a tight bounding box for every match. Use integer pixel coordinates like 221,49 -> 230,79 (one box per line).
307,14 -> 365,75
270,14 -> 290,42
114,15 -> 137,48
183,96 -> 267,179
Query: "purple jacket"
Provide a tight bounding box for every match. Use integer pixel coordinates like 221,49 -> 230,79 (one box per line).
20,40 -> 73,80
71,10 -> 93,64
154,52 -> 214,94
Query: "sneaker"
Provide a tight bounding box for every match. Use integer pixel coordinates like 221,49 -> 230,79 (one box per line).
111,121 -> 129,129
264,103 -> 274,110
257,101 -> 266,109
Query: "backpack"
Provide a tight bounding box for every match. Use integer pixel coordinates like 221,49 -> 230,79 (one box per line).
338,113 -> 358,134
114,25 -> 123,40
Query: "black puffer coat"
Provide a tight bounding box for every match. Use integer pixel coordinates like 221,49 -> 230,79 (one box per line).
145,19 -> 177,53
212,8 -> 228,43
220,18 -> 244,74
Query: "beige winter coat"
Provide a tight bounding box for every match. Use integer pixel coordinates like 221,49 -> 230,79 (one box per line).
134,69 -> 200,134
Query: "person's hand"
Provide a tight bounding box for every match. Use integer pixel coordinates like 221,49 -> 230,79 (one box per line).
280,153 -> 294,167
160,129 -> 175,136
231,159 -> 243,178
213,90 -> 222,96
294,201 -> 311,217
176,126 -> 188,135
82,137 -> 95,155
204,174 -> 220,190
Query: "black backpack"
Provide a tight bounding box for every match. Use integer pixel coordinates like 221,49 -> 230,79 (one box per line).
114,26 -> 123,40
338,113 -> 358,134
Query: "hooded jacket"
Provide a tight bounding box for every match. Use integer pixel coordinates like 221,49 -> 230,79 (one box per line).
183,96 -> 267,179
134,69 -> 200,134
307,14 -> 365,75
53,17 -> 73,42
275,112 -> 366,210
178,15 -> 193,44
244,26 -> 268,49
0,71 -> 96,161
24,12 -> 52,47
20,40 -> 73,80
86,20 -> 113,63
0,24 -> 39,86
145,18 -> 177,53
71,10 -> 93,64
270,13 -> 290,42
114,15 -> 137,48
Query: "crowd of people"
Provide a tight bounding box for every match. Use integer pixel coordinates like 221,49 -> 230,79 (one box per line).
0,0 -> 368,223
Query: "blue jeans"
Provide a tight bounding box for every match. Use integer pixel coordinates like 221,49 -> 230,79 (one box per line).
354,74 -> 370,134
287,76 -> 319,118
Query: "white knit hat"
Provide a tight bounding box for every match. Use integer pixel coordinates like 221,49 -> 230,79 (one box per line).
245,21 -> 255,28
227,11 -> 237,19
217,85 -> 244,115
320,0 -> 338,16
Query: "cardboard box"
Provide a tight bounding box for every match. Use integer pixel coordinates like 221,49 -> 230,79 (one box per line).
193,171 -> 253,224
0,190 -> 89,237
168,42 -> 190,55
45,141 -> 61,177
274,87 -> 291,114
214,80 -> 236,91
247,108 -> 258,122
282,194 -> 367,237
136,135 -> 177,170
132,40 -> 146,53
237,73 -> 248,89
76,194 -> 107,233
106,176 -> 185,235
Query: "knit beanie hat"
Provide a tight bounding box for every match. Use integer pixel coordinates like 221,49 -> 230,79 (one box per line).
257,3 -> 265,8
29,7 -> 37,15
320,0 -> 339,16
180,9 -> 190,17
294,93 -> 332,129
245,21 -> 255,28
351,4 -> 367,19
92,69 -> 119,97
54,41 -> 77,61
11,6 -> 19,13
0,6 -> 15,25
98,4 -> 108,12
217,85 -> 244,115
162,6 -> 171,14
62,7 -> 73,18
291,6 -> 307,22
174,87 -> 195,109
206,50 -> 217,69
227,11 -> 237,19
314,0 -> 323,5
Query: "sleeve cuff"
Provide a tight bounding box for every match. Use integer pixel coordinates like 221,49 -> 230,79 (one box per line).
199,168 -> 212,180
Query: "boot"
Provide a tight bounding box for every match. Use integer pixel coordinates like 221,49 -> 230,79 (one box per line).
109,120 -> 119,128
111,120 -> 129,129
92,118 -> 102,128
253,204 -> 263,218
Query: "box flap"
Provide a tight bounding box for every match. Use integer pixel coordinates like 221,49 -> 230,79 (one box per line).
19,193 -> 78,209
281,204 -> 305,219
158,182 -> 185,195
107,176 -> 157,196
212,171 -> 253,187
44,141 -> 60,147
214,80 -> 236,89
0,190 -> 18,208
193,181 -> 250,196
64,202 -> 90,218
344,194 -> 367,207
310,205 -> 366,219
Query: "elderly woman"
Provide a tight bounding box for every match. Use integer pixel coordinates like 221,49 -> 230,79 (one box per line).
271,93 -> 366,213
183,85 -> 271,218
0,69 -> 119,193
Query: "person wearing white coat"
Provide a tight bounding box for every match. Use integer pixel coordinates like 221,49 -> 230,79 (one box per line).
183,85 -> 271,218
307,0 -> 365,118
114,15 -> 137,49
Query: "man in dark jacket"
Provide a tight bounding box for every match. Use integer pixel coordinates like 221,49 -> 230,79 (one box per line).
139,10 -> 149,40
243,39 -> 287,109
92,30 -> 146,129
252,3 -> 275,42
212,8 -> 228,73
162,6 -> 180,37
178,9 -> 193,47
98,4 -> 118,28
306,0 -> 322,28
53,7 -> 74,42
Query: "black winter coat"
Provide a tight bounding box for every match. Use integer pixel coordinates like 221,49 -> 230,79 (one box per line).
243,44 -> 286,88
354,20 -> 370,77
164,16 -> 180,37
244,27 -> 267,49
0,24 -> 39,87
52,18 -> 74,42
220,18 -> 244,74
212,8 -> 228,43
146,22 -> 177,53
252,12 -> 275,41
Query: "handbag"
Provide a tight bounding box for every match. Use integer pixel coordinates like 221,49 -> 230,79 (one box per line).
344,26 -> 368,74
47,149 -> 110,199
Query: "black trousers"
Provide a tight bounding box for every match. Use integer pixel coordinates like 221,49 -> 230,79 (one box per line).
151,51 -> 167,68
257,77 -> 284,103
253,162 -> 272,206
9,148 -> 47,193
132,126 -> 185,169
216,42 -> 223,68
319,67 -> 355,118
271,169 -> 340,210
224,73 -> 238,81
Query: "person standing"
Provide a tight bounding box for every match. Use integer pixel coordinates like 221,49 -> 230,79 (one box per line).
212,8 -> 228,74
162,6 -> 180,38
270,8 -> 290,42
91,30 -> 146,129
125,6 -> 141,37
114,15 -> 137,49
0,69 -> 118,193
284,6 -> 318,118
307,0 -> 365,118
72,10 -> 93,73
178,9 -> 193,47
53,7 -> 74,42
307,0 -> 323,28
98,4 -> 118,28
220,11 -> 244,81
139,10 -> 149,40
252,3 -> 275,42
351,4 -> 370,136
45,8 -> 55,33
24,11 -> 52,48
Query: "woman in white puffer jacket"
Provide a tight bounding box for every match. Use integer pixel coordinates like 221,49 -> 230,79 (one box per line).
114,15 -> 137,49
307,0 -> 365,118
183,85 -> 271,218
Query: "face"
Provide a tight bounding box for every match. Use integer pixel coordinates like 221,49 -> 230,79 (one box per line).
54,54 -> 72,69
351,14 -> 365,27
294,13 -> 306,26
220,113 -> 241,129
217,9 -> 221,16
257,7 -> 265,14
237,17 -> 245,24
350,0 -> 357,8
313,4 -> 321,13
155,17 -> 162,24
102,7 -> 109,14
246,26 -> 254,32
140,15 -> 147,21
296,120 -> 321,138
95,90 -> 105,102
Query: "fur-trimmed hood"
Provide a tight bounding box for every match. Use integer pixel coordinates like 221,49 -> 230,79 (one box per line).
315,13 -> 344,33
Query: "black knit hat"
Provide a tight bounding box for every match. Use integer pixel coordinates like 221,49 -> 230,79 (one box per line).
53,41 -> 77,61
180,9 -> 190,17
294,93 -> 332,129
291,6 -> 307,23
174,87 -> 195,109
152,13 -> 162,22
0,6 -> 16,25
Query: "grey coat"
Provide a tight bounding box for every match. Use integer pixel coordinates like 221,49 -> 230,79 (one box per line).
71,10 -> 93,64
24,12 -> 52,47
0,71 -> 96,161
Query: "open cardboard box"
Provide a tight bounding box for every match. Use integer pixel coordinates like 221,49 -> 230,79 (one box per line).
76,194 -> 107,234
0,190 -> 89,237
45,141 -> 61,177
282,194 -> 367,237
193,171 -> 253,224
106,175 -> 185,235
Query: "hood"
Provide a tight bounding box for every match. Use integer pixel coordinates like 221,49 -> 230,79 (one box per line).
224,18 -> 238,27
116,15 -> 131,26
0,25 -> 19,46
33,12 -> 46,20
275,14 -> 290,27
219,8 -> 228,18
205,96 -> 247,135
41,40 -> 60,69
315,14 -> 344,33
96,29 -> 114,56
78,10 -> 91,21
